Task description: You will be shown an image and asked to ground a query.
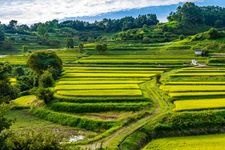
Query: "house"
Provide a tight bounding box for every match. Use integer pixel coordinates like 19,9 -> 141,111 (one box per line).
195,49 -> 203,56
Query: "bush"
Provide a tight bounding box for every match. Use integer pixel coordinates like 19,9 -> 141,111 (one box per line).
207,28 -> 221,39
143,37 -> 151,43
27,50 -> 63,76
66,38 -> 74,48
22,45 -> 28,53
96,44 -> 107,54
31,108 -> 114,131
35,88 -> 53,104
6,131 -> 61,150
39,71 -> 54,88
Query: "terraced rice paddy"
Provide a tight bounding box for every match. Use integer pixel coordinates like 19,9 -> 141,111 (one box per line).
162,67 -> 225,111
143,134 -> 225,150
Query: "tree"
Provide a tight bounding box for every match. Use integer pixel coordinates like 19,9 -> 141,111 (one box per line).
38,71 -> 54,88
96,44 -> 107,54
37,24 -> 48,39
207,28 -> 221,39
27,51 -> 63,76
35,88 -> 54,104
22,45 -> 28,53
79,43 -> 84,53
0,104 -> 11,148
0,63 -> 19,103
168,2 -> 203,25
0,29 -> 5,42
66,38 -> 74,48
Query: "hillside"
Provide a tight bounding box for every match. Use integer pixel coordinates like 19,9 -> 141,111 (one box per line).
2,2 -> 225,150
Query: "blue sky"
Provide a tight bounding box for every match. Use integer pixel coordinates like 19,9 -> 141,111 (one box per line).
0,0 -> 222,24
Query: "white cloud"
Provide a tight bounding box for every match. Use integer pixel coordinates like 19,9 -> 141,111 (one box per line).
0,0 -> 197,24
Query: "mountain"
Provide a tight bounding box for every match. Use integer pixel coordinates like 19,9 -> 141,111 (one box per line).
62,0 -> 225,23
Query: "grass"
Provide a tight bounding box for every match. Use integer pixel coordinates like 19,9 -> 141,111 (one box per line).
6,110 -> 97,139
143,134 -> 225,150
56,89 -> 142,97
174,98 -> 225,111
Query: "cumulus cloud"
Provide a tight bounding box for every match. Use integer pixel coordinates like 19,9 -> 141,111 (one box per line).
0,0 -> 197,24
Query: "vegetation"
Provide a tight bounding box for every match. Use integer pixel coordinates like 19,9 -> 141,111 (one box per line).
3,1 -> 225,149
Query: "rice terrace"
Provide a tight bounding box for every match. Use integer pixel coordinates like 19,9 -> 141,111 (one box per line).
2,0 -> 225,150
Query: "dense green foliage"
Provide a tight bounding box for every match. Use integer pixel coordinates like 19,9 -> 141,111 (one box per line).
31,108 -> 114,131
5,131 -> 61,150
35,88 -> 54,104
0,63 -> 19,103
27,51 -> 62,76
50,102 -> 150,113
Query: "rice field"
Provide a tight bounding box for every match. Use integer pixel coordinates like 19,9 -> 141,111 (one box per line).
161,85 -> 225,92
162,67 -> 225,111
174,98 -> 225,111
143,134 -> 225,150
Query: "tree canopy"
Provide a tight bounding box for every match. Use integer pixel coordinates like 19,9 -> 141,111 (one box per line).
27,51 -> 63,76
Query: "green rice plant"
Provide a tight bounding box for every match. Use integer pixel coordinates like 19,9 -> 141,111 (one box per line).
161,85 -> 225,92
143,134 -> 225,150
56,80 -> 144,85
31,108 -> 115,131
54,94 -> 147,103
56,89 -> 143,97
55,84 -> 140,91
174,98 -> 225,111
170,73 -> 225,77
78,59 -> 201,64
169,92 -> 225,99
63,73 -> 156,78
49,102 -> 151,113
64,67 -> 168,71
59,78 -> 150,81
65,70 -> 164,74
165,82 -> 225,85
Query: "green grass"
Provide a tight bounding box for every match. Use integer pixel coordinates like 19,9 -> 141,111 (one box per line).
174,98 -> 225,111
6,110 -> 97,139
144,134 -> 225,150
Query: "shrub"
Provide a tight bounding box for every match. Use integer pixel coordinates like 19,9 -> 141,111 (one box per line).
207,28 -> 221,39
39,71 -> 54,88
31,108 -> 114,131
35,88 -> 53,104
6,131 -> 62,150
22,45 -> 28,53
66,38 -> 74,48
179,35 -> 185,40
143,37 -> 151,43
96,44 -> 107,54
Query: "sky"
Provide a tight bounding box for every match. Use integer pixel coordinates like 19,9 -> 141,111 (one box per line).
0,0 -> 215,24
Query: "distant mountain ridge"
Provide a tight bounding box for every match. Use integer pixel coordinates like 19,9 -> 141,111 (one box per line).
61,0 -> 225,23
